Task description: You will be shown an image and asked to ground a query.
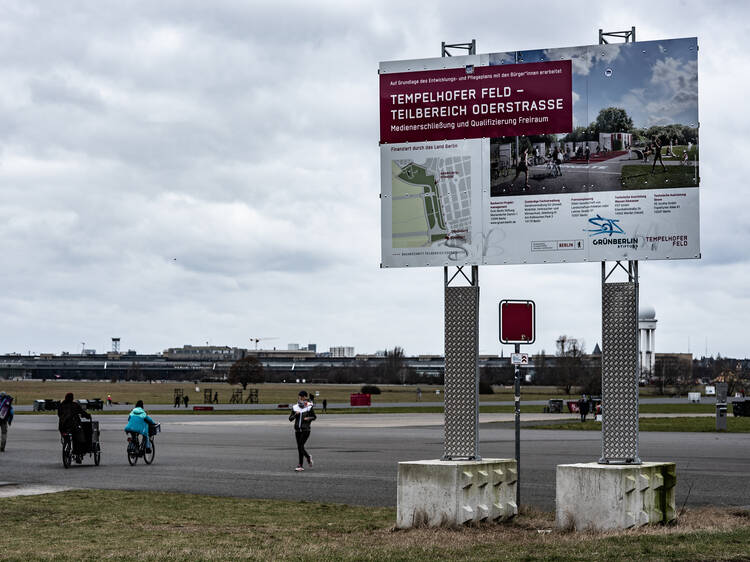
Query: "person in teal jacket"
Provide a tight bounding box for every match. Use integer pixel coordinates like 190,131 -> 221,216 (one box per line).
124,400 -> 156,452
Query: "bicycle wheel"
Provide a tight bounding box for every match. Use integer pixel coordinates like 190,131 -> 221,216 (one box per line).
127,436 -> 139,466
62,438 -> 72,469
94,443 -> 101,466
143,440 -> 155,465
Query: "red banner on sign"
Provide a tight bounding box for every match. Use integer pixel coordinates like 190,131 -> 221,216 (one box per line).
380,61 -> 572,144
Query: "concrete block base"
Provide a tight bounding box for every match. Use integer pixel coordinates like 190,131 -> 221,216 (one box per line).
397,458 -> 517,528
556,462 -> 676,531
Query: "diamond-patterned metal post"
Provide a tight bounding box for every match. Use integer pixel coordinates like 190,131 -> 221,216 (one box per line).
444,270 -> 480,460
600,261 -> 641,464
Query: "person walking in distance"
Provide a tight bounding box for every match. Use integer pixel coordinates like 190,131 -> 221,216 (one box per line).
289,390 -> 316,471
578,395 -> 590,422
183,394 -> 189,408
0,392 -> 15,452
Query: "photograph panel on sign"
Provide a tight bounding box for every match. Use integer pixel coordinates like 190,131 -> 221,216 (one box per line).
488,38 -> 698,198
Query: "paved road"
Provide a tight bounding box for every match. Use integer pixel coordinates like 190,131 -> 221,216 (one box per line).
2,413 -> 747,511
13,395 -> 727,412
490,153 -> 696,196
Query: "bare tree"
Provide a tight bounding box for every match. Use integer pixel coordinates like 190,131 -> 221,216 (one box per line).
228,356 -> 264,389
556,335 -> 586,395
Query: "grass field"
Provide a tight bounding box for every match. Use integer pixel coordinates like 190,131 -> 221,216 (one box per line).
0,490 -> 748,560
621,164 -> 699,189
0,381 -> 448,406
660,144 -> 699,161
526,417 -> 750,433
0,380 -> 589,406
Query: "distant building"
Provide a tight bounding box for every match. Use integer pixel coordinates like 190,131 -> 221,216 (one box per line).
639,305 -> 657,377
654,353 -> 693,383
288,343 -> 300,351
329,346 -> 355,358
163,345 -> 242,361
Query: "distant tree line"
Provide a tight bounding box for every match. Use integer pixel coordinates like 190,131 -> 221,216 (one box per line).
562,107 -> 698,146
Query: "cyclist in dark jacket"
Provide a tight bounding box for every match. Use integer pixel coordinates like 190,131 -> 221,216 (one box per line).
289,391 -> 316,471
57,393 -> 90,433
57,393 -> 92,455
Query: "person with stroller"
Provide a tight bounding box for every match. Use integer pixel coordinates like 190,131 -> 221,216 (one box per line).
124,400 -> 156,453
57,393 -> 92,459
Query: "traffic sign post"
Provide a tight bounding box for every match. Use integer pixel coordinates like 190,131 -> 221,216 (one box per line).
499,299 -> 535,508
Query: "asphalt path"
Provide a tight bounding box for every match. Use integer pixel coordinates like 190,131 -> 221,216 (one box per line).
14,395 -> 727,412
2,413 -> 747,511
490,153 -> 694,196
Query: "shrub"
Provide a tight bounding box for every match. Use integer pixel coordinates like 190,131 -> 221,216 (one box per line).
479,380 -> 494,395
360,384 -> 381,395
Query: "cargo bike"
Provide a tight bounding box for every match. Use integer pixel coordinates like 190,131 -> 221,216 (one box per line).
61,418 -> 101,468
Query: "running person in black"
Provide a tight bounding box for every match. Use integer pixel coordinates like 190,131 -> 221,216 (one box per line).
651,137 -> 666,173
289,390 -> 316,471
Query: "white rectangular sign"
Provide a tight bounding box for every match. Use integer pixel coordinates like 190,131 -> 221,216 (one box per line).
511,353 -> 529,366
380,37 -> 700,267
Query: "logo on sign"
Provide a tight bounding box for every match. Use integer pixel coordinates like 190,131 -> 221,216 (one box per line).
585,215 -> 624,237
585,215 -> 638,248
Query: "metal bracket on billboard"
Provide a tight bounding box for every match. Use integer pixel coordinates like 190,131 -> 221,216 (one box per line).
441,40 -> 476,57
599,27 -> 636,44
444,265 -> 477,287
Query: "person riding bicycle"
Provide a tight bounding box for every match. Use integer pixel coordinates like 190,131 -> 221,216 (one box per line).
57,393 -> 92,455
124,400 -> 156,453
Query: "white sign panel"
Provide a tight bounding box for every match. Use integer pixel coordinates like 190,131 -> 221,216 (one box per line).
511,353 -> 529,365
379,37 -> 700,267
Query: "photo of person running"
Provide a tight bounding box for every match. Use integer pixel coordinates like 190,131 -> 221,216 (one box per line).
651,136 -> 666,173
511,147 -> 530,189
289,390 -> 316,472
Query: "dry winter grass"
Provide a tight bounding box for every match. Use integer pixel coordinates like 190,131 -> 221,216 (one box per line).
0,490 -> 748,560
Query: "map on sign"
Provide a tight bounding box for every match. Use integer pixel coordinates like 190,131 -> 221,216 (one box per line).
390,155 -> 472,248
380,139 -> 483,267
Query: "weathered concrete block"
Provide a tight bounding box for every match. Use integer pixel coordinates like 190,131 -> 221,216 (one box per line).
556,462 -> 676,531
397,459 -> 517,528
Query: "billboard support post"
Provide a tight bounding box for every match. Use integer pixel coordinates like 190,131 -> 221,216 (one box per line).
599,260 -> 641,464
440,40 -> 481,462
597,29 -> 641,465
513,342 -> 521,506
443,265 -> 480,460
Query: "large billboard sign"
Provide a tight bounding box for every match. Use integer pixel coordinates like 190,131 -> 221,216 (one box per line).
379,38 -> 700,267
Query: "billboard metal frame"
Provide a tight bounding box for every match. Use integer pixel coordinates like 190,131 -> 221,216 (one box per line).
598,27 -> 641,465
441,39 -> 482,462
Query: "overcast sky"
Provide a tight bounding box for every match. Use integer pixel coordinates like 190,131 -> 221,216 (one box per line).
0,1 -> 747,358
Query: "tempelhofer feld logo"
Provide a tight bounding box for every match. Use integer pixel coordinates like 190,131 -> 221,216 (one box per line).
585,215 -> 638,247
